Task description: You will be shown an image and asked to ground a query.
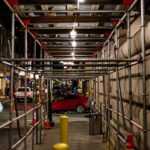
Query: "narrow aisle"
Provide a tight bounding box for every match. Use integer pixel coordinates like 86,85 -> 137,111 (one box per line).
35,113 -> 106,150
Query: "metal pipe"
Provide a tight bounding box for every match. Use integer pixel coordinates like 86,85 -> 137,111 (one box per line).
24,29 -> 28,150
9,12 -> 15,150
48,79 -> 54,126
37,37 -> 106,41
117,60 -> 127,134
18,64 -> 127,68
32,79 -> 35,150
33,40 -> 39,145
0,58 -> 138,62
102,46 -> 107,142
45,74 -> 98,77
102,75 -> 106,142
107,40 -> 111,149
17,10 -> 125,13
44,72 -> 105,75
141,0 -> 147,149
108,107 -> 143,130
103,120 -> 126,144
28,26 -> 113,30
0,121 -> 12,129
103,0 -> 138,47
97,77 -> 100,113
11,120 -> 41,149
46,76 -> 96,79
1,61 -> 26,71
127,12 -> 133,133
38,75 -> 42,144
2,0 -> 42,48
29,69 -> 108,72
114,29 -> 127,137
115,29 -> 120,150
39,47 -> 43,144
0,105 -> 41,129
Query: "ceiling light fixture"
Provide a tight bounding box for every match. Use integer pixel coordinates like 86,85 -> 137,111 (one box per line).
70,28 -> 77,39
72,41 -> 77,48
73,56 -> 75,60
71,51 -> 75,56
79,0 -> 85,3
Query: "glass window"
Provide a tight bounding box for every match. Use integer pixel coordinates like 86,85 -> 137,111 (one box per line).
18,88 -> 29,92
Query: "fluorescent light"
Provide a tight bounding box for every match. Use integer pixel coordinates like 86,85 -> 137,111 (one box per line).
19,71 -> 25,76
79,0 -> 85,2
73,23 -> 78,27
72,41 -> 77,48
70,29 -> 77,39
35,74 -> 39,79
73,56 -> 75,60
71,52 -> 74,56
30,73 -> 34,79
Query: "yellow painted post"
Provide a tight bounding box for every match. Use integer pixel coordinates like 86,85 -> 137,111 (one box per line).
60,115 -> 69,144
52,143 -> 69,150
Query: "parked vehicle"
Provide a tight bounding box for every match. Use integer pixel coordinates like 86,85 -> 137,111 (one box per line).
15,87 -> 33,102
52,94 -> 90,113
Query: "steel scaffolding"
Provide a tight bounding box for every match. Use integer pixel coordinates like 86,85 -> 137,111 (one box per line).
0,0 -> 148,149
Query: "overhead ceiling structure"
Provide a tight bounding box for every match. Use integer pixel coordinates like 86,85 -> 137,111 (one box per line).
2,0 -> 147,79
12,0 -> 125,58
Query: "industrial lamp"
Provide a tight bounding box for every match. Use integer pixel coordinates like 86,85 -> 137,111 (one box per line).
72,41 -> 77,48
79,0 -> 85,2
70,28 -> 77,39
71,51 -> 75,56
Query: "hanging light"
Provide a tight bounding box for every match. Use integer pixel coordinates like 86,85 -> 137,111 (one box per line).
70,28 -> 77,39
79,0 -> 85,2
35,74 -> 39,79
71,51 -> 75,56
72,41 -> 77,48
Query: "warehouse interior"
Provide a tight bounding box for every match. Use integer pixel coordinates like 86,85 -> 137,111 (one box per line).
0,0 -> 150,150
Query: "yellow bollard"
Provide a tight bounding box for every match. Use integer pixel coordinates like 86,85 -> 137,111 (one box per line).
60,115 -> 69,144
52,143 -> 69,150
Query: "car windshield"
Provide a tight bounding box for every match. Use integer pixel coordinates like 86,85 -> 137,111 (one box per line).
18,88 -> 29,92
64,94 -> 78,99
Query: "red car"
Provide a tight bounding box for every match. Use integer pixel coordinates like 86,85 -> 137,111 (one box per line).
52,94 -> 90,113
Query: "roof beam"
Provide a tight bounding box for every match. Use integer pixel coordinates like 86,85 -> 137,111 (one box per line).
47,51 -> 93,54
22,16 -> 114,23
37,38 -> 106,42
19,0 -> 122,5
29,28 -> 112,34
45,48 -> 95,51
45,45 -> 97,48
48,54 -> 92,57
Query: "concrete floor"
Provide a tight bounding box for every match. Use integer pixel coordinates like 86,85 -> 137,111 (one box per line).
0,111 -> 106,150
35,113 -> 106,150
